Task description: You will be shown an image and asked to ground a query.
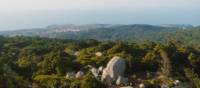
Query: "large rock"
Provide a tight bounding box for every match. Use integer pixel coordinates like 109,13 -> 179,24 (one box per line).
101,56 -> 126,83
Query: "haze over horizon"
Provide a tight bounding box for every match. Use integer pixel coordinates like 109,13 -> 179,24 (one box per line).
0,0 -> 200,30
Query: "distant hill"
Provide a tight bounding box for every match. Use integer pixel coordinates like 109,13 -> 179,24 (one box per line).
1,24 -> 200,45
0,24 -> 115,37
157,24 -> 193,29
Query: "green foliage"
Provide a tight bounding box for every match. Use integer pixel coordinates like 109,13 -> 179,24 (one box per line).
0,36 -> 199,87
70,80 -> 81,88
0,60 -> 28,88
184,68 -> 200,88
34,75 -> 71,88
37,51 -> 73,75
80,73 -> 106,88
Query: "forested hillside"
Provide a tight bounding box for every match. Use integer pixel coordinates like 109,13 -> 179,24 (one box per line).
0,36 -> 199,88
1,24 -> 200,46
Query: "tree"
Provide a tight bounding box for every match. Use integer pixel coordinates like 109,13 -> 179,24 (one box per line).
0,57 -> 28,88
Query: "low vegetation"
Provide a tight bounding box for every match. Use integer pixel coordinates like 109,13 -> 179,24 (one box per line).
0,36 -> 200,88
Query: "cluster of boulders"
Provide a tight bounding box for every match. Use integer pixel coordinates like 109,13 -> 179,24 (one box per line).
87,56 -> 128,86
65,56 -> 129,86
65,56 -> 189,88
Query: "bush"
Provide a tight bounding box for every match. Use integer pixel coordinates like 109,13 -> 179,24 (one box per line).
33,75 -> 71,88
184,68 -> 200,88
80,73 -> 106,88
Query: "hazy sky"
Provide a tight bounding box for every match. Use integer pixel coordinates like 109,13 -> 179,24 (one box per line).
0,0 -> 200,30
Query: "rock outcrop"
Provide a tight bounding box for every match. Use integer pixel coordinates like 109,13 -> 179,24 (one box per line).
101,56 -> 126,83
